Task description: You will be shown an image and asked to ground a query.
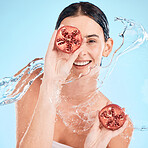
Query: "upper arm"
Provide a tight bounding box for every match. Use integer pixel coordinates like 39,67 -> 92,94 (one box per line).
15,64 -> 43,147
107,118 -> 134,148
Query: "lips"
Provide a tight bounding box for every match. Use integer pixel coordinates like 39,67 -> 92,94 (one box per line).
73,60 -> 92,66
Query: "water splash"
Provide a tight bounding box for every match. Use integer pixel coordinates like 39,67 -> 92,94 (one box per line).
134,126 -> 148,131
98,17 -> 148,87
56,90 -> 100,134
0,17 -> 148,134
0,58 -> 44,105
55,17 -> 148,134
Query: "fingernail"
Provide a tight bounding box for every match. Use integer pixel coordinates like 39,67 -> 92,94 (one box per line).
59,24 -> 65,29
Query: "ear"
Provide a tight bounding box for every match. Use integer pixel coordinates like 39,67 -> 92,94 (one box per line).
102,38 -> 113,57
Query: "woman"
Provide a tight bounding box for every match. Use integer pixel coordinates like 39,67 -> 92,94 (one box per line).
16,2 -> 133,148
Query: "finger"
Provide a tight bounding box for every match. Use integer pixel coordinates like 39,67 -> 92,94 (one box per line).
91,115 -> 100,131
97,110 -> 105,130
122,108 -> 125,112
45,25 -> 66,60
90,110 -> 103,132
48,30 -> 57,50
124,116 -> 129,127
125,114 -> 129,121
99,122 -> 104,130
66,47 -> 83,68
106,100 -> 112,106
116,115 -> 129,133
45,30 -> 58,59
107,115 -> 129,138
58,24 -> 65,28
51,24 -> 65,52
121,117 -> 129,131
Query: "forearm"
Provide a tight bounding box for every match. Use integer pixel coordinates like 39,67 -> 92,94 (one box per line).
19,82 -> 59,148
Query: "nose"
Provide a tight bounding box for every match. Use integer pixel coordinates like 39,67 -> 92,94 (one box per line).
78,43 -> 88,57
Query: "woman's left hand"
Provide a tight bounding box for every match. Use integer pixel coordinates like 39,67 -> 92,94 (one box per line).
84,104 -> 129,148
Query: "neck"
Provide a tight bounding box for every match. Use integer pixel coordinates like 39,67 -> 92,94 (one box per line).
61,76 -> 98,105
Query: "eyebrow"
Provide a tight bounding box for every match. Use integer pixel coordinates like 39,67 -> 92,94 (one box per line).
85,34 -> 99,38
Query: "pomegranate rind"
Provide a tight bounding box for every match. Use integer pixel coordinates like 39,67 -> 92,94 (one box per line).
55,26 -> 82,54
99,104 -> 126,131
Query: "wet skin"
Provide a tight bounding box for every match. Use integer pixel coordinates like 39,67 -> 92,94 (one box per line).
15,15 -> 133,148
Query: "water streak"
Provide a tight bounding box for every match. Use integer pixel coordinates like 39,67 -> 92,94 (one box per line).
98,17 -> 148,87
0,58 -> 44,105
0,17 -> 148,134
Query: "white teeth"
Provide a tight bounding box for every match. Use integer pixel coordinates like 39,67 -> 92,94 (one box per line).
73,61 -> 90,66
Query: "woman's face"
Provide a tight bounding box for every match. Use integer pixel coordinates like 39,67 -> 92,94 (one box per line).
60,15 -> 107,76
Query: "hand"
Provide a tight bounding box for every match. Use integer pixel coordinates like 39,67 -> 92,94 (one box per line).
84,102 -> 129,148
40,26 -> 83,104
43,26 -> 83,84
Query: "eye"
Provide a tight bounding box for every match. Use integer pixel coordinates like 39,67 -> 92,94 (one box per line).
88,39 -> 96,43
87,39 -> 96,44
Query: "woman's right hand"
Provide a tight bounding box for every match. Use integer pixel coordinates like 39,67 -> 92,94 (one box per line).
43,27 -> 82,85
40,27 -> 83,104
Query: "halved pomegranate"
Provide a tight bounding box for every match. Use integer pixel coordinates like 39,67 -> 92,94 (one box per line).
55,26 -> 82,54
99,104 -> 126,130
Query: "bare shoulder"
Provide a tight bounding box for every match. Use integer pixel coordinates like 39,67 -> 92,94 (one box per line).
15,73 -> 42,114
97,92 -> 134,148
107,118 -> 134,148
97,91 -> 112,107
15,59 -> 43,146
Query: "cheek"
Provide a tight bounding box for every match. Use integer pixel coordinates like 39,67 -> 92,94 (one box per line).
90,51 -> 102,65
93,44 -> 103,55
91,46 -> 104,64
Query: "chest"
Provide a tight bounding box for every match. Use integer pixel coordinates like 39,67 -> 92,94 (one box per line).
53,93 -> 109,147
53,115 -> 88,148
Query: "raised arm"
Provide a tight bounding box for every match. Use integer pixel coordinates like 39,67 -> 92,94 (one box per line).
15,73 -> 42,147
16,27 -> 84,148
16,30 -> 59,148
17,77 -> 58,148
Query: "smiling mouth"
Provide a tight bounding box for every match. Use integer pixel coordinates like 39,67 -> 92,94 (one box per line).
73,60 -> 92,66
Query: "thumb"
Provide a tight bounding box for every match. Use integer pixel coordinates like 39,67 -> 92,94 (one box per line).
45,30 -> 57,60
90,111 -> 101,132
67,48 -> 83,68
106,100 -> 112,106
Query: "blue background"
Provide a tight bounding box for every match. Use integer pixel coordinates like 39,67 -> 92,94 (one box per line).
0,0 -> 148,147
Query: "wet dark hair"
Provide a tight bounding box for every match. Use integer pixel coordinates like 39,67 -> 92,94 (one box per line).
55,2 -> 109,41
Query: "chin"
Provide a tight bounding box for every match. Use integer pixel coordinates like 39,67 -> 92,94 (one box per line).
71,66 -> 92,78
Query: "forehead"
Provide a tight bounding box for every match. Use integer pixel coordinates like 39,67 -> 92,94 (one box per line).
60,15 -> 104,38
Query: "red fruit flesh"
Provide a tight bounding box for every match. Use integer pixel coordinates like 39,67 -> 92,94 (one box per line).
55,26 -> 82,54
99,104 -> 126,130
